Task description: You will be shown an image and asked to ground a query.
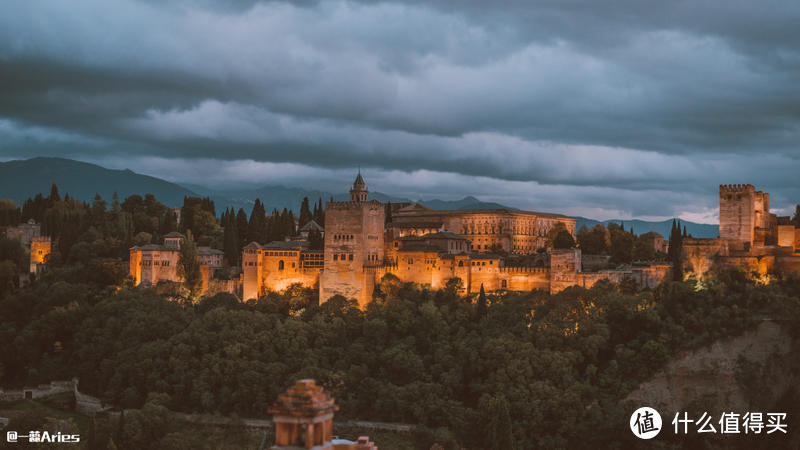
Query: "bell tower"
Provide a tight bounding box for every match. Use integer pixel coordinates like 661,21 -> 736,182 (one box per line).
350,169 -> 368,203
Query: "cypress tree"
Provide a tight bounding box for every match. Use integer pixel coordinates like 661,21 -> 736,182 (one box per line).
299,197 -> 313,228
477,284 -> 487,318
669,220 -> 684,281
485,395 -> 515,450
223,210 -> 239,266
385,202 -> 393,225
236,208 -> 249,247
49,184 -> 61,203
178,230 -> 203,300
248,200 -> 267,243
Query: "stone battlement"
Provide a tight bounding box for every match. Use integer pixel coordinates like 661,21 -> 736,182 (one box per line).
498,266 -> 548,274
719,184 -> 755,193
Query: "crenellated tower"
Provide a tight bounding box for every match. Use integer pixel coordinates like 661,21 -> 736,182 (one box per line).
719,184 -> 775,250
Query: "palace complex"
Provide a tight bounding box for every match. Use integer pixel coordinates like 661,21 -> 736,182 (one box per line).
7,175 -> 784,306
243,173 -> 670,307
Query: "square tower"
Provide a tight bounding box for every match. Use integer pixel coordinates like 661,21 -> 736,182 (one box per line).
719,184 -> 757,250
319,172 -> 385,307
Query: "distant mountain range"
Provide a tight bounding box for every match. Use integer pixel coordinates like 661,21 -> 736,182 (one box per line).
575,217 -> 719,239
0,157 -> 195,206
0,157 -> 719,237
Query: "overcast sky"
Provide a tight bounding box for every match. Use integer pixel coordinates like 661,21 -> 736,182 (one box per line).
1,0 -> 799,223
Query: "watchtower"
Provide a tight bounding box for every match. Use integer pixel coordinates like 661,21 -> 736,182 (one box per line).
719,184 -> 762,250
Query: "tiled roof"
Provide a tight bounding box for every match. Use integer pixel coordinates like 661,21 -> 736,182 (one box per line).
299,220 -> 324,232
262,241 -> 306,250
422,231 -> 467,240
388,221 -> 443,229
131,244 -> 171,251
164,231 -> 185,238
396,208 -> 574,220
397,243 -> 442,252
471,253 -> 502,259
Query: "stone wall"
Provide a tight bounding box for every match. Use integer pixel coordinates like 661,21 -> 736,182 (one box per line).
0,380 -> 73,402
549,249 -> 581,293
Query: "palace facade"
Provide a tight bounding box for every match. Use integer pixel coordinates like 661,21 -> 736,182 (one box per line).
244,173 -> 670,307
129,231 -> 225,293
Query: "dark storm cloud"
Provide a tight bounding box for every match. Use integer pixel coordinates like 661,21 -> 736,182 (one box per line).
0,0 -> 799,221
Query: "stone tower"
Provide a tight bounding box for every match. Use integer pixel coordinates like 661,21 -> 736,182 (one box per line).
350,169 -> 368,203
320,171 -> 385,307
718,184 -> 775,250
268,379 -> 338,449
29,236 -> 51,273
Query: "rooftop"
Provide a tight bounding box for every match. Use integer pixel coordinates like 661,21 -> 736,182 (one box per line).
394,204 -> 574,220
388,221 -> 443,229
299,220 -> 324,232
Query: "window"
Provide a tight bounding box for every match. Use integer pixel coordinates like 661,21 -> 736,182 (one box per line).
501,279 -> 507,288
408,258 -> 414,264
349,254 -> 354,261
279,260 -> 285,270
458,261 -> 464,267
334,254 -> 338,261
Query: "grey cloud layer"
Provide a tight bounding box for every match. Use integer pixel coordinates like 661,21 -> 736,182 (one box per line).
1,0 -> 799,220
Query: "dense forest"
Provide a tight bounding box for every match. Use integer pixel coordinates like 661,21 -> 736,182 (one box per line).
1,189 -> 799,448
